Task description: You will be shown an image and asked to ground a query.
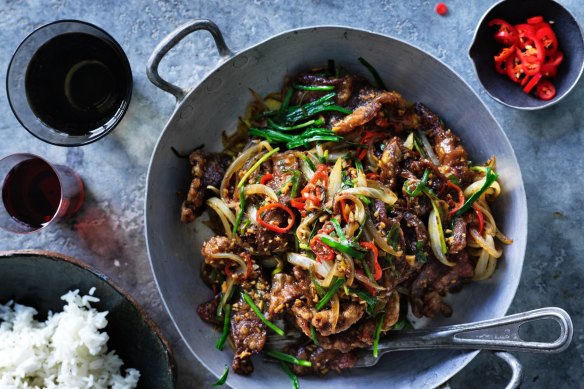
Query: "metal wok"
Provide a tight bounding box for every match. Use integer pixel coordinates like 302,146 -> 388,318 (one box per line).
145,19 -> 527,388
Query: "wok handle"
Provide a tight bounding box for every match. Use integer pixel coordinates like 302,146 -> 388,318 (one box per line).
379,307 -> 573,353
146,19 -> 233,102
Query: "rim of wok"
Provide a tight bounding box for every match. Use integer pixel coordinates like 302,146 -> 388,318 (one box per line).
145,24 -> 527,388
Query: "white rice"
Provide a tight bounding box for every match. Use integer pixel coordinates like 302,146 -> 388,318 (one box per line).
0,288 -> 140,389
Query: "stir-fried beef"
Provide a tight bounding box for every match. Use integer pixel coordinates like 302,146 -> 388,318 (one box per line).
448,217 -> 467,254
230,269 -> 270,375
189,64 -> 506,378
181,150 -> 231,223
332,90 -> 406,134
316,318 -> 377,353
312,302 -> 366,336
197,294 -> 221,325
410,251 -> 474,318
414,103 -> 475,186
268,266 -> 311,318
285,344 -> 357,376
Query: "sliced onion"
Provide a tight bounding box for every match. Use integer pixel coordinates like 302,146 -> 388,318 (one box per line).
340,187 -> 397,206
354,270 -> 385,292
327,157 -> 343,207
296,211 -> 321,246
296,151 -> 315,182
244,184 -> 279,202
330,293 -> 340,332
417,129 -> 439,166
473,247 -> 490,280
341,253 -> 355,287
428,206 -> 455,266
210,253 -> 249,277
206,185 -> 221,196
356,166 -> 367,188
220,141 -> 273,204
206,197 -> 236,238
364,218 -> 402,257
496,230 -> 514,245
219,277 -> 235,312
469,229 -> 502,258
320,261 -> 339,288
333,194 -> 366,237
464,178 -> 501,199
287,252 -> 332,279
403,132 -> 414,150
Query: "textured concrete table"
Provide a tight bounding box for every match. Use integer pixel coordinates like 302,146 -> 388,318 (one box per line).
0,1 -> 582,387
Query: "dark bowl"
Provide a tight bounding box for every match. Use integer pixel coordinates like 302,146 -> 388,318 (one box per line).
469,0 -> 584,110
0,250 -> 176,389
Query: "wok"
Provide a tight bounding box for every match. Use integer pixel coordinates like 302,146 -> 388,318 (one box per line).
145,20 -> 527,388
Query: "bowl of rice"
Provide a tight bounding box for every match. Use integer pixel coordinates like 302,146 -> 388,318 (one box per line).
0,250 -> 176,389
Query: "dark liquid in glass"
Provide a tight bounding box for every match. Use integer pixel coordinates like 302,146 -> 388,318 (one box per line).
25,32 -> 130,135
2,159 -> 61,228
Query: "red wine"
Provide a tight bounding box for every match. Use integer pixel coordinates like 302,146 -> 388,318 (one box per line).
2,159 -> 61,228
25,32 -> 131,135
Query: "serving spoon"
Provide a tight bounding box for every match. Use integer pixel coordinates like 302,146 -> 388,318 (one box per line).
268,307 -> 572,368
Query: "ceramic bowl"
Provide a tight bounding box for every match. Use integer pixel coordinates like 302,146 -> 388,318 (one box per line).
0,250 -> 176,388
469,0 -> 584,109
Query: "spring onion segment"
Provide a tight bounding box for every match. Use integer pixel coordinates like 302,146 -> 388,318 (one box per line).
241,291 -> 285,336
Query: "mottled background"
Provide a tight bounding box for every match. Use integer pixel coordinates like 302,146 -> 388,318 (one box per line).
0,0 -> 582,387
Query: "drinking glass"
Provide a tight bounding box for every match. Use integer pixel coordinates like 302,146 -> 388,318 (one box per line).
0,153 -> 84,233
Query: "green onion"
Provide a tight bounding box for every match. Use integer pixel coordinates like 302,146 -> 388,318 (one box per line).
315,278 -> 346,311
284,93 -> 335,123
293,84 -> 335,91
310,325 -> 319,346
404,168 -> 430,197
237,147 -> 280,188
268,117 -> 324,131
373,314 -> 384,358
241,291 -> 285,336
415,239 -> 427,264
412,133 -> 427,158
361,260 -> 375,281
329,217 -> 346,242
309,267 -> 326,297
358,194 -> 372,205
358,57 -> 388,91
239,219 -> 251,235
453,167 -> 499,218
213,366 -> 230,387
232,185 -> 246,235
354,158 -> 364,173
448,174 -> 462,187
319,235 -> 366,260
349,288 -> 379,314
300,154 -> 316,171
280,362 -> 300,389
265,350 -> 312,367
280,88 -> 294,113
215,304 -> 231,351
308,221 -> 320,244
387,223 -> 400,250
290,170 -> 301,198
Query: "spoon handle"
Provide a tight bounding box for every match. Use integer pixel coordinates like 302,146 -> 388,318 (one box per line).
378,307 -> 573,354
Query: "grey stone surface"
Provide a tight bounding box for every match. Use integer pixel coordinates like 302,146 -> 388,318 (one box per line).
0,0 -> 582,387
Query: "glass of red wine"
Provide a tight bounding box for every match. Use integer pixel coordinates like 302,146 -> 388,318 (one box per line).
6,20 -> 132,146
0,154 -> 84,233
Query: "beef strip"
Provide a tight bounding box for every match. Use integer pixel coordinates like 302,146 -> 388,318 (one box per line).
448,217 -> 467,254
268,266 -> 311,318
414,103 -> 475,186
181,150 -> 231,223
332,90 -> 406,135
230,268 -> 271,374
312,302 -> 366,336
316,318 -> 377,353
285,344 -> 357,376
197,294 -> 221,325
409,250 -> 475,318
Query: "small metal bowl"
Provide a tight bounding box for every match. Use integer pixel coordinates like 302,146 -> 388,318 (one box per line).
0,250 -> 176,388
469,0 -> 584,110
